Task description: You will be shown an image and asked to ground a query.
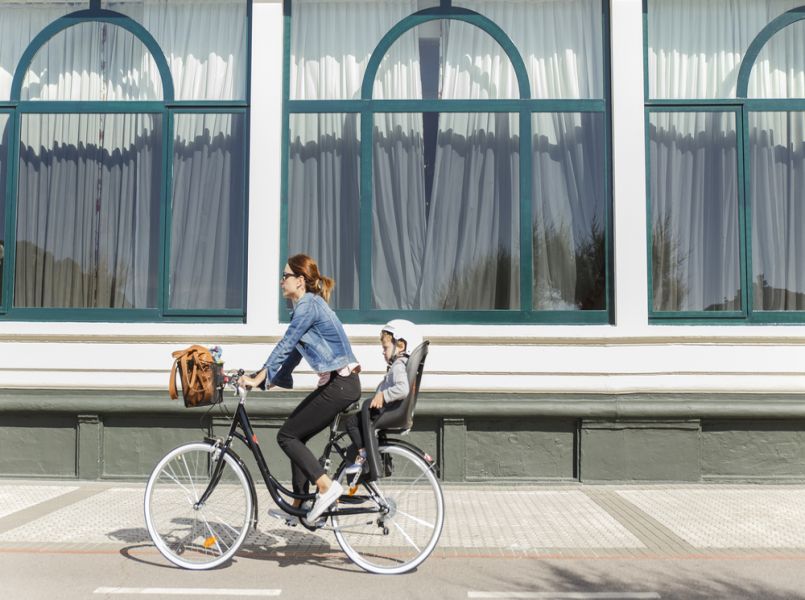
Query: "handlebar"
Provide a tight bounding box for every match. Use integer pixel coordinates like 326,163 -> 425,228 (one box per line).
223,369 -> 250,400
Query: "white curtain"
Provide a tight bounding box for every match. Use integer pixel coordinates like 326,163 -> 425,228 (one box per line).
750,111 -> 805,310
649,0 -> 805,311
21,21 -> 163,100
15,112 -> 161,308
170,113 -> 245,309
648,0 -> 803,99
0,1 -> 81,100
107,0 -> 248,100
418,19 -> 520,309
288,0 -> 418,309
457,0 -> 603,99
649,112 -> 740,312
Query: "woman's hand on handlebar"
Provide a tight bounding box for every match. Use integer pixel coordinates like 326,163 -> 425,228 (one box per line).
239,368 -> 267,390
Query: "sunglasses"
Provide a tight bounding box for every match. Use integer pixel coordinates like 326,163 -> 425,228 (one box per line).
280,271 -> 298,281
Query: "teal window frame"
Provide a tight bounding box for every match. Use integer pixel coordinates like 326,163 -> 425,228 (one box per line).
645,3 -> 805,324
281,0 -> 613,325
0,0 -> 251,322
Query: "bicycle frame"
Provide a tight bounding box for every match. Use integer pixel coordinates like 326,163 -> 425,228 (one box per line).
196,391 -> 385,524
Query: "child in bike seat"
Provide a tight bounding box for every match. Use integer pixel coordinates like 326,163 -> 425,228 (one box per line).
344,319 -> 421,484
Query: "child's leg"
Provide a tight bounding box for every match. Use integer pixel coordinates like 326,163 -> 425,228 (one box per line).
344,412 -> 364,450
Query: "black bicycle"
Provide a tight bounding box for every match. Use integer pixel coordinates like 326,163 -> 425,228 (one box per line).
144,342 -> 444,574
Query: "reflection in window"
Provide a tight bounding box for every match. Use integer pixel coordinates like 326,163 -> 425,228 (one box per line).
532,112 -> 606,310
15,113 -> 162,308
170,113 -> 246,310
287,113 -> 361,309
750,112 -> 805,310
649,111 -> 741,312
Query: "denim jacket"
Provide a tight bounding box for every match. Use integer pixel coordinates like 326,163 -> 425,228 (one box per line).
263,293 -> 357,389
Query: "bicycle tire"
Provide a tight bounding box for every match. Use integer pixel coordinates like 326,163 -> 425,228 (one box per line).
332,444 -> 444,574
144,441 -> 253,570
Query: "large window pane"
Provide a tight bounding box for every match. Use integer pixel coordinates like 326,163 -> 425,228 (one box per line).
649,111 -> 741,312
532,112 -> 606,310
290,0 -> 417,100
0,1 -> 80,100
457,0 -> 604,99
15,113 -> 162,308
647,0 -> 798,99
0,114 -> 8,305
373,112 -> 520,310
170,113 -> 245,310
750,111 -> 805,310
21,22 -> 163,101
288,113 -> 360,309
105,0 -> 248,101
748,20 -> 805,99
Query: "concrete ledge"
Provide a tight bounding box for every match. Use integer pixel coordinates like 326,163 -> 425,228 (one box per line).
3,389 -> 805,418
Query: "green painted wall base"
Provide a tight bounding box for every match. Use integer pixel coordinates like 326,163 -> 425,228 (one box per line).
3,389 -> 805,482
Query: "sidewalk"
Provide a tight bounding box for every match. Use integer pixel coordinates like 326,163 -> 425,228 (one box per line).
2,480 -> 805,560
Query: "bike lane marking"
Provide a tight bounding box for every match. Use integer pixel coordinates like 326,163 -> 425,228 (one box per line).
94,588 -> 281,596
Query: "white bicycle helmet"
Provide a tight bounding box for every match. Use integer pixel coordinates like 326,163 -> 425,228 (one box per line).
381,319 -> 423,356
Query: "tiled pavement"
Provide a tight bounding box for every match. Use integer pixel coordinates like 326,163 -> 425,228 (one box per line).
2,480 -> 805,560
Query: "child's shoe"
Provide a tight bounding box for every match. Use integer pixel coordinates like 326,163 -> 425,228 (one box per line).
344,449 -> 367,475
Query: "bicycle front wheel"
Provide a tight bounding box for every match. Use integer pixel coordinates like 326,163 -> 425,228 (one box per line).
332,444 -> 444,574
144,442 -> 254,570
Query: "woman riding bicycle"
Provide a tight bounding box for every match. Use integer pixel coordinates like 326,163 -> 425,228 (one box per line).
241,253 -> 361,522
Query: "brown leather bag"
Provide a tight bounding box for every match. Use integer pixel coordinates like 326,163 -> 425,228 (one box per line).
169,345 -> 224,408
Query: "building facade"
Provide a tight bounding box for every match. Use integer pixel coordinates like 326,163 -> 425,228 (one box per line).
2,0 -> 805,482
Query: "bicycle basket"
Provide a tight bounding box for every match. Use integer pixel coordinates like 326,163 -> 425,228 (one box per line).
169,345 -> 225,408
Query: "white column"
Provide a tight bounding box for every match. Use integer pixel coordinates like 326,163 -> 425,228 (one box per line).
247,0 -> 284,330
610,0 -> 649,331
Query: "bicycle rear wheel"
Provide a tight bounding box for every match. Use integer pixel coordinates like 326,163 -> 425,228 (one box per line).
332,444 -> 444,574
144,442 -> 253,570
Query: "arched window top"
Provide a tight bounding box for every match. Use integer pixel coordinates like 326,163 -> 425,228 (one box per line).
738,6 -> 805,99
11,10 -> 174,102
362,7 -> 531,100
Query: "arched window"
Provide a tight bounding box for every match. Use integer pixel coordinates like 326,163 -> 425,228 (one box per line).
0,1 -> 249,320
283,0 -> 611,323
647,1 -> 805,322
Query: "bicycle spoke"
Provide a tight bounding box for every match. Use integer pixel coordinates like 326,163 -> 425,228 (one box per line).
390,518 -> 421,553
160,466 -> 197,504
394,508 -> 435,529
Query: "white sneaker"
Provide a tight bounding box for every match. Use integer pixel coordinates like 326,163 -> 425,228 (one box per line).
306,481 -> 343,522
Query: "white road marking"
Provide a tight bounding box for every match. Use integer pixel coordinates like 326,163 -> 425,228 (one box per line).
94,588 -> 281,597
468,593 -> 661,599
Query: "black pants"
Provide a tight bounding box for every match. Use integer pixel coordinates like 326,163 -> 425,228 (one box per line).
277,371 -> 361,495
345,399 -> 401,451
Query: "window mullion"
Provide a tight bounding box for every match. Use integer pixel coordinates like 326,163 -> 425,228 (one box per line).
359,109 -> 373,311
519,108 -> 533,312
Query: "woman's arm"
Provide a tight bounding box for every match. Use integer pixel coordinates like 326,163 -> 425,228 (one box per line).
262,297 -> 315,388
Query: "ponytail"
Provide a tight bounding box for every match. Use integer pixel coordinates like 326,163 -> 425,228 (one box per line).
318,275 -> 334,303
287,254 -> 335,303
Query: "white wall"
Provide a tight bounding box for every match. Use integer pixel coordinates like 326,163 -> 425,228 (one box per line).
1,0 -> 805,395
